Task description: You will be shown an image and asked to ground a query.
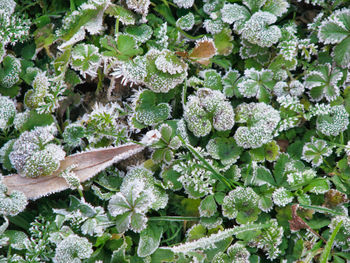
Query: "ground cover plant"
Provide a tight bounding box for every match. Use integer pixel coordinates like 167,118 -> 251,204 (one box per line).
1,0 -> 350,262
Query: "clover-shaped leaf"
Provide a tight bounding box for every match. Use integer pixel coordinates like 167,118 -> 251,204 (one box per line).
238,68 -> 275,101
304,63 -> 344,102
301,137 -> 332,167
222,69 -> 242,98
222,187 -> 261,224
206,137 -> 242,166
108,179 -> 153,233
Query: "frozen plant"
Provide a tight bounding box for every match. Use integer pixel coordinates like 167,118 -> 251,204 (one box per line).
9,125 -> 66,178
126,0 -> 150,22
0,175 -> 28,216
316,105 -> 349,136
301,137 -> 332,167
56,0 -> 111,49
176,13 -> 195,31
238,68 -> 275,99
173,0 -> 194,9
174,157 -> 216,198
248,219 -> 284,260
108,167 -> 167,233
304,63 -> 344,102
212,242 -> 250,263
53,234 -> 93,263
234,102 -> 280,149
0,95 -> 16,130
184,88 -> 235,137
24,72 -> 66,113
241,11 -> 282,48
203,19 -> 224,34
0,55 -> 21,89
318,8 -> 350,68
272,187 -> 294,207
0,0 -> 31,61
222,187 -> 261,224
71,43 -> 101,79
77,102 -> 127,145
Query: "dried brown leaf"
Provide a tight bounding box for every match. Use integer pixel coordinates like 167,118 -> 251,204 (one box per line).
189,38 -> 217,66
3,144 -> 144,200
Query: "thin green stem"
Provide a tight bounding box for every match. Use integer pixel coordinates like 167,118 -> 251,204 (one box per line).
177,28 -> 204,40
149,216 -> 200,221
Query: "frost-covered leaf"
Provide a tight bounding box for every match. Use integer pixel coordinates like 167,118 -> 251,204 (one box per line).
57,0 -> 112,49
301,137 -> 332,167
238,68 -> 274,100
71,43 -> 101,78
137,223 -> 163,257
222,187 -> 261,224
316,105 -> 349,136
199,195 -> 217,217
304,63 -> 344,102
241,11 -> 281,48
318,9 -> 350,68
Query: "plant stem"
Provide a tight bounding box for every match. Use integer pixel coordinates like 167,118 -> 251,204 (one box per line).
149,216 -> 200,222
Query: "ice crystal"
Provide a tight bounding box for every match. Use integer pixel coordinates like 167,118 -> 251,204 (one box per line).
174,158 -> 216,198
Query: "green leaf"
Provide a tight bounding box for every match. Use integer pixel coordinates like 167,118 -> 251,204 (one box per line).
150,248 -> 175,263
19,110 -> 54,132
333,37 -> 350,68
199,195 -> 217,217
4,230 -> 29,250
137,223 -> 163,257
319,220 -> 343,263
116,35 -> 143,60
154,4 -> 176,25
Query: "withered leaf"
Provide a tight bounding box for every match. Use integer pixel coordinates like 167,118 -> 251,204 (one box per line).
3,144 -> 144,200
189,38 -> 217,66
